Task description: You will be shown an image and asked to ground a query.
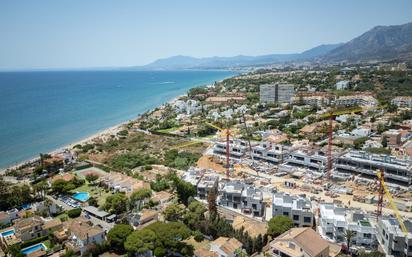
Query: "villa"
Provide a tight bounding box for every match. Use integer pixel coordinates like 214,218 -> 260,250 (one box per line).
101,172 -> 150,195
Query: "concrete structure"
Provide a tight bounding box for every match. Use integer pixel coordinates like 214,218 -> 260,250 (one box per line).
391,96 -> 412,108
252,143 -> 290,164
214,140 -> 248,158
272,193 -> 313,227
266,227 -> 329,257
318,203 -> 377,249
219,182 -> 264,217
197,174 -> 219,200
284,149 -> 328,173
241,186 -> 264,217
260,84 -> 295,104
336,151 -> 412,186
376,216 -> 412,257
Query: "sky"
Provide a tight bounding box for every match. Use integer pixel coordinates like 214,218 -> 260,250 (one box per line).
1,0 -> 412,70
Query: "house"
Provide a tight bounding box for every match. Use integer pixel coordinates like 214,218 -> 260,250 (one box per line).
42,219 -> 63,234
241,186 -> 264,217
232,216 -> 268,238
210,237 -> 243,257
376,216 -> 412,257
266,227 -> 329,257
136,209 -> 159,227
197,174 -> 219,200
14,216 -> 46,242
64,218 -> 106,255
101,172 -> 150,195
383,130 -> 402,146
272,193 -> 313,227
219,181 -> 245,210
318,203 -> 377,249
0,209 -> 19,226
151,191 -> 173,205
32,200 -> 62,216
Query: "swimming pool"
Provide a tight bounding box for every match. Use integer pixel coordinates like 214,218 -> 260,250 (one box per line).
21,243 -> 47,255
72,192 -> 90,202
0,229 -> 15,237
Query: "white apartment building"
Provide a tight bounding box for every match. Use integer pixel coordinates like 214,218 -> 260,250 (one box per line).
318,203 -> 377,249
376,216 -> 412,257
219,181 -> 264,217
197,174 -> 219,200
272,193 -> 313,227
334,95 -> 378,107
214,139 -> 248,158
260,84 -> 295,104
283,149 -> 328,173
252,143 -> 290,164
391,96 -> 412,108
336,151 -> 412,186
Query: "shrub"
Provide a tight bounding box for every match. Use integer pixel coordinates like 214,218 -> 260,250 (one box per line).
67,208 -> 82,218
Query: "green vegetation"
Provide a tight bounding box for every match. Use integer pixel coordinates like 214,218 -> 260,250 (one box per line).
51,177 -> 85,194
163,204 -> 185,222
0,180 -> 32,210
366,147 -> 391,155
107,224 -> 134,253
67,208 -> 82,218
171,175 -> 196,206
163,149 -> 201,170
104,193 -> 128,214
124,221 -> 193,257
267,216 -> 294,238
110,152 -> 158,171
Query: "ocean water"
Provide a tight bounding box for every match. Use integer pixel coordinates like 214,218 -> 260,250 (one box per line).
0,70 -> 235,169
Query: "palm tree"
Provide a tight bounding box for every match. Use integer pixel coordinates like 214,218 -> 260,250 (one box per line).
343,229 -> 356,250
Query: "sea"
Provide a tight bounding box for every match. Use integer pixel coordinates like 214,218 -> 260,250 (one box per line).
0,70 -> 236,169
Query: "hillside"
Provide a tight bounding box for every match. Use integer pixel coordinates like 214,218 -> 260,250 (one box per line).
322,22 -> 412,62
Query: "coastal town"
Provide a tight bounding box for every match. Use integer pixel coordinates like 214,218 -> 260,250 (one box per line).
1,62 -> 412,257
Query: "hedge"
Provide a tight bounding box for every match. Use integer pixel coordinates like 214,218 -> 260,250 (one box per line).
20,235 -> 49,249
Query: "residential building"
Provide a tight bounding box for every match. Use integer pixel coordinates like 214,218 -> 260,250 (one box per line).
383,130 -> 402,146
283,149 -> 328,173
272,193 -> 313,227
391,96 -> 412,108
0,209 -> 19,226
252,143 -> 290,164
376,216 -> 412,257
336,151 -> 412,186
219,181 -> 245,210
64,218 -> 106,255
214,140 -> 248,158
335,80 -> 350,90
334,94 -> 378,107
318,203 -> 377,249
101,172 -> 150,195
292,92 -> 331,106
197,174 -> 219,200
266,227 -> 329,257
182,167 -> 204,186
241,186 -> 264,217
210,237 -> 243,257
260,84 -> 295,104
14,216 -> 46,242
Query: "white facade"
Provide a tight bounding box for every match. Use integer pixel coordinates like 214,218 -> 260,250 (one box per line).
260,84 -> 295,104
284,149 -> 328,173
318,203 -> 377,249
376,217 -> 412,257
272,193 -> 313,227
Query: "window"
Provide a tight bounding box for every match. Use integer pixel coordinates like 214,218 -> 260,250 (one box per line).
283,212 -> 289,216
304,217 -> 311,223
293,215 -> 299,221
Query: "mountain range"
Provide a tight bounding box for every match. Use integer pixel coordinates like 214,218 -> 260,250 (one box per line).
135,22 -> 412,70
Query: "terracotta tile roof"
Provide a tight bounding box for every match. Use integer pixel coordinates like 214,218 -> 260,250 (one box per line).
42,219 -> 62,230
273,228 -> 329,257
212,237 -> 242,255
64,218 -> 103,241
194,248 -> 219,257
232,216 -> 267,238
151,191 -> 173,203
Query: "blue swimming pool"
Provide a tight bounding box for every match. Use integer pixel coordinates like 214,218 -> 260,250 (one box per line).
0,229 -> 15,237
72,192 -> 90,202
21,243 -> 47,255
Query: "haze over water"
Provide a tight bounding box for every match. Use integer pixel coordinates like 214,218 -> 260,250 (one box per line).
0,70 -> 235,169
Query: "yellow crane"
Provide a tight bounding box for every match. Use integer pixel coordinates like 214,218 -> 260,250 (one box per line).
377,170 -> 408,236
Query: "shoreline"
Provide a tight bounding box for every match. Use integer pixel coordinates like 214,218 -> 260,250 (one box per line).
0,76 -> 231,173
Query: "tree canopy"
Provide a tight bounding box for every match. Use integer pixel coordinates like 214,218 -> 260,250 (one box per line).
267,216 -> 294,238
107,224 -> 134,253
104,193 -> 128,214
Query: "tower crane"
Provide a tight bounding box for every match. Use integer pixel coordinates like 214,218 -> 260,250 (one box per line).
376,169 -> 408,236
